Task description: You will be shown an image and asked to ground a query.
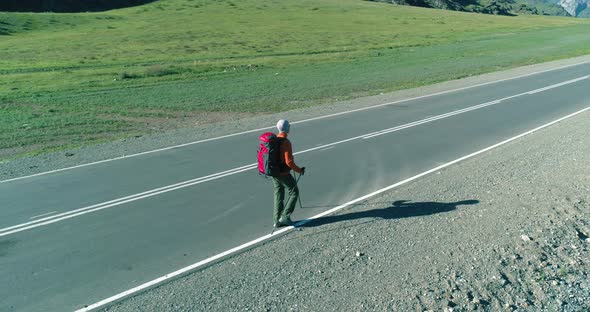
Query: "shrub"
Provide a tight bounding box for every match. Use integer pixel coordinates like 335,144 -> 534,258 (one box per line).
144,65 -> 178,77
119,72 -> 139,79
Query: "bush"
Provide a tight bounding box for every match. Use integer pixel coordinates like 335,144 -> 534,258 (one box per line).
144,65 -> 178,77
119,72 -> 139,79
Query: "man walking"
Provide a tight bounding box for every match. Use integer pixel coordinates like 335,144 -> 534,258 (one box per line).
273,119 -> 305,228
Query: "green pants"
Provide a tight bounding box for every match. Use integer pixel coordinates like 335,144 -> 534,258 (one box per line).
272,174 -> 299,223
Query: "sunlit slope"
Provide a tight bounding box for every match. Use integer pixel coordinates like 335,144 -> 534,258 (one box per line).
1,0 -> 586,71
1,0 -> 589,158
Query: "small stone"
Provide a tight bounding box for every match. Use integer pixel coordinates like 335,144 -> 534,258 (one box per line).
552,280 -> 558,286
356,251 -> 363,257
521,235 -> 531,241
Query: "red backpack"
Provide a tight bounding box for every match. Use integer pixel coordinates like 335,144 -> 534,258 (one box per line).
257,132 -> 283,177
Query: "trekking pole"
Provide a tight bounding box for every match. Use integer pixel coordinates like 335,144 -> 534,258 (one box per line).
297,173 -> 303,209
284,173 -> 302,210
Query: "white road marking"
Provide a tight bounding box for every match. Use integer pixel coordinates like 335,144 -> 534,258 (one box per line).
29,211 -> 57,220
362,76 -> 587,139
3,60 -> 590,184
361,99 -> 504,139
527,75 -> 589,95
76,105 -> 590,312
1,75 -> 588,237
0,164 -> 255,237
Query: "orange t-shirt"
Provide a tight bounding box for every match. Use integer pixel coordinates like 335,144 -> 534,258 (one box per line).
277,132 -> 302,175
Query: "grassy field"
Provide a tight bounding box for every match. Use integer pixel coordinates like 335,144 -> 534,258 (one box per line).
1,0 -> 590,159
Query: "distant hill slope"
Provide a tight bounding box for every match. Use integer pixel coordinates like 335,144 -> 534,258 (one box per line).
1,0 -> 589,158
1,0 -> 583,16
368,0 -> 571,16
0,0 -> 157,13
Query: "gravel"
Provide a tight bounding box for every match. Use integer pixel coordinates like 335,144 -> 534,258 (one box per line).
98,59 -> 590,311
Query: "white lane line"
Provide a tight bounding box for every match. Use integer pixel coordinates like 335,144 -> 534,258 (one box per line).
2,75 -> 588,237
0,166 -> 257,238
527,75 -> 589,95
362,100 -> 503,139
0,164 -> 256,236
29,211 -> 57,220
3,59 -> 590,184
362,76 -> 588,139
76,105 -> 590,312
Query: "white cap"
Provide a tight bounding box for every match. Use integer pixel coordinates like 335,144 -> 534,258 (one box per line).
277,119 -> 290,133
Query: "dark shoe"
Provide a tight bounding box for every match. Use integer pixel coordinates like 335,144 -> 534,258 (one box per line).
279,216 -> 294,226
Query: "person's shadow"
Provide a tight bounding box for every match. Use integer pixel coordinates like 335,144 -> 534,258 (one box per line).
303,199 -> 479,228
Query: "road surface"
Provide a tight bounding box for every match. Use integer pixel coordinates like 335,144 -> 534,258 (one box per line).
0,61 -> 589,311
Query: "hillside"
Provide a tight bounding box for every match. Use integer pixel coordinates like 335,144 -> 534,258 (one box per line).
1,0 -> 590,159
0,0 -> 157,13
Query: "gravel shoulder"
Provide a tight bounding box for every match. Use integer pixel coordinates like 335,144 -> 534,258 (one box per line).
2,55 -> 590,181
103,82 -> 590,310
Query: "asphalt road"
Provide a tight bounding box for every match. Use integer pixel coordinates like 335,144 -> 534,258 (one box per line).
1,61 -> 589,311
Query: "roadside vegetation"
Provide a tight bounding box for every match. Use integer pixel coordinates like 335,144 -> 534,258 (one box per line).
1,0 -> 590,159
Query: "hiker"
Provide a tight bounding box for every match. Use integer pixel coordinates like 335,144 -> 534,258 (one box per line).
273,119 -> 305,228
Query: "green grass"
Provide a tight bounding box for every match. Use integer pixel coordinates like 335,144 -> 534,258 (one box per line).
1,0 -> 590,159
